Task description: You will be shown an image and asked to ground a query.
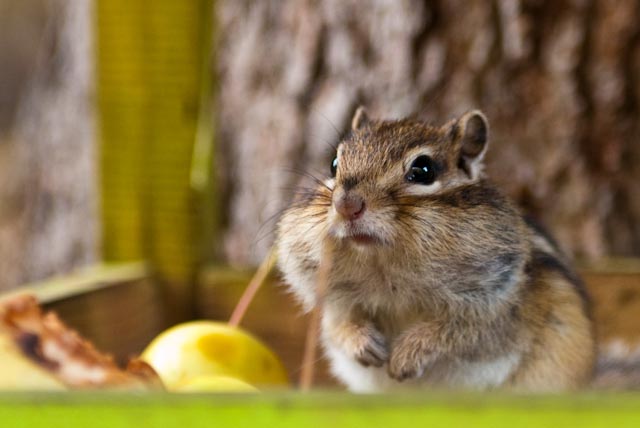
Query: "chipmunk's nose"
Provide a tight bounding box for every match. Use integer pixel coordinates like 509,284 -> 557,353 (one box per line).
335,192 -> 366,220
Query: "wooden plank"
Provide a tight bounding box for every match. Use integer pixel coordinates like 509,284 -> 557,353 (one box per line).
0,262 -> 148,304
584,270 -> 640,344
0,392 -> 639,428
1,259 -> 638,389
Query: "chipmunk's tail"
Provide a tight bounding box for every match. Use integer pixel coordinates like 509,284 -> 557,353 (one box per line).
593,340 -> 640,390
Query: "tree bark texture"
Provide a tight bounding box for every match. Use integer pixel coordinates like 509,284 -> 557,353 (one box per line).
217,0 -> 640,265
0,0 -> 96,290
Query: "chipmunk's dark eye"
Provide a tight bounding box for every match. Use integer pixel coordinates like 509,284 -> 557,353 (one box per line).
406,155 -> 436,185
330,157 -> 338,177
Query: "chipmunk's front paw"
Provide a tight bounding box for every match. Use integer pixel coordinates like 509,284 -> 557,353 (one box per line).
388,348 -> 428,381
342,324 -> 389,368
388,326 -> 435,381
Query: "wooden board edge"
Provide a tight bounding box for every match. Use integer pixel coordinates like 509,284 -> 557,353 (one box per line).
0,261 -> 150,304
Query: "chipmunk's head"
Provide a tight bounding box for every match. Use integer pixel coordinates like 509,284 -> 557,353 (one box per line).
277,107 -> 522,309
327,106 -> 489,247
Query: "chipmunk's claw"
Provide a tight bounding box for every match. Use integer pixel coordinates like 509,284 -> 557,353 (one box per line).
354,327 -> 389,367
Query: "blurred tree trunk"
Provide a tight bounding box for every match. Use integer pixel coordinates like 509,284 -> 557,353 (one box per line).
0,0 -> 96,290
216,0 -> 640,265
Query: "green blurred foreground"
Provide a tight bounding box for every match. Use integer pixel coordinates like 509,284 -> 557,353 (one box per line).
0,392 -> 639,428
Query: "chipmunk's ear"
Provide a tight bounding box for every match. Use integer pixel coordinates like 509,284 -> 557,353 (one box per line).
451,110 -> 489,179
351,106 -> 371,131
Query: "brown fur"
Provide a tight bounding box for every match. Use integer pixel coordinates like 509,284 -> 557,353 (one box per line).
277,108 -> 595,391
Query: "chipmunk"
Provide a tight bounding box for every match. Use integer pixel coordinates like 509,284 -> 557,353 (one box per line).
276,107 -> 595,392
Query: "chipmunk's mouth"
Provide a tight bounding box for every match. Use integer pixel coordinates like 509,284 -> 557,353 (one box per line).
328,215 -> 387,246
340,223 -> 386,246
329,224 -> 382,246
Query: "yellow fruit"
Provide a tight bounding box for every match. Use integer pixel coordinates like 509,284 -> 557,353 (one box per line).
175,375 -> 258,393
141,321 -> 288,390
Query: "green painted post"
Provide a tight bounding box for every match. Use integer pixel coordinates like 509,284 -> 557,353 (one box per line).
96,0 -> 215,319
